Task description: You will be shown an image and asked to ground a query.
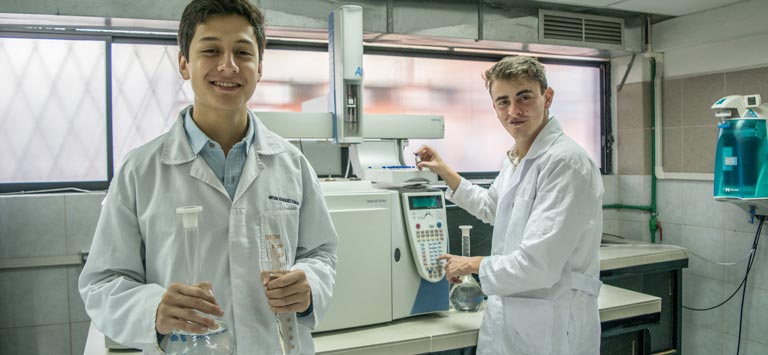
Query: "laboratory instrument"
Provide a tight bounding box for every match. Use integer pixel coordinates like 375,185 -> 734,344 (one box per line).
255,4 -> 449,333
349,117 -> 441,185
264,235 -> 301,355
164,206 -> 234,355
449,225 -> 484,312
314,181 -> 450,332
392,186 -> 449,316
329,5 -> 363,144
712,94 -> 768,215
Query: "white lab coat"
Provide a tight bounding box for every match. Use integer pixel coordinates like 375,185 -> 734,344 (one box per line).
79,107 -> 338,354
447,117 -> 603,355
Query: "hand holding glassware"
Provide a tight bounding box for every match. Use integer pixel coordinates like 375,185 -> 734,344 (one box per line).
447,225 -> 485,312
263,235 -> 302,354
162,206 -> 234,355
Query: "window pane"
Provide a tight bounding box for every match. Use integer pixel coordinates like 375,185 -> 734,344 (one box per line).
111,44 -> 602,175
364,55 -> 603,172
111,45 -> 328,169
547,64 -> 602,170
253,49 -> 328,111
364,55 -> 505,172
111,43 -> 192,169
0,38 -> 106,183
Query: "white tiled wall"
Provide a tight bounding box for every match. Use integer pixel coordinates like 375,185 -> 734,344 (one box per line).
0,195 -> 67,259
617,176 -> 768,355
0,324 -> 72,355
0,192 -> 105,355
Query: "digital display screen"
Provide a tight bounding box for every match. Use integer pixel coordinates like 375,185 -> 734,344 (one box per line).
748,96 -> 757,106
408,195 -> 442,210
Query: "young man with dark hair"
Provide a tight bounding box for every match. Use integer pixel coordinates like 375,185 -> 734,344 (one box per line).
80,1 -> 338,353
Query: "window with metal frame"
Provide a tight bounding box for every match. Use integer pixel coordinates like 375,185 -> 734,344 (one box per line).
0,36 -> 107,187
360,50 -> 608,178
0,35 -> 610,193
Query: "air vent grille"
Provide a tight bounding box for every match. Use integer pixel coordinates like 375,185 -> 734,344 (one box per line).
540,10 -> 624,48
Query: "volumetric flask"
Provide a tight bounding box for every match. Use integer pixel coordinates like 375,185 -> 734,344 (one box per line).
449,225 -> 484,312
164,206 -> 234,355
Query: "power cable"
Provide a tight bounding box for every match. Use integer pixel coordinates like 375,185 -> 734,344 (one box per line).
681,215 -> 764,355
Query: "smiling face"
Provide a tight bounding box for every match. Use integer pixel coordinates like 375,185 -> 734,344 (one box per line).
179,14 -> 262,118
491,78 -> 554,149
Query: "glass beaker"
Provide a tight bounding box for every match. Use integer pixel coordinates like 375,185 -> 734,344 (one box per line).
449,225 -> 484,312
164,206 -> 234,355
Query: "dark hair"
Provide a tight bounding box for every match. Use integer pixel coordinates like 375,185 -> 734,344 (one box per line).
483,56 -> 548,94
178,0 -> 266,62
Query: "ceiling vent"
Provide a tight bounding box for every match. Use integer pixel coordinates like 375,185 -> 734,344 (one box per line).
539,10 -> 624,49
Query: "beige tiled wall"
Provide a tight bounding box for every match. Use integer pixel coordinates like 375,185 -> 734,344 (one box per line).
725,67 -> 768,98
662,79 -> 683,172
617,82 -> 651,174
680,74 -> 723,173
654,67 -> 768,174
620,66 -> 768,175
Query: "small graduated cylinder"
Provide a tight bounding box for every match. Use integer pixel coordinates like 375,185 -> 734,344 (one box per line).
461,226 -> 471,258
265,237 -> 301,354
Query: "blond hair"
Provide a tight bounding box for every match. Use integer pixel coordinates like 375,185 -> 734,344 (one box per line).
483,56 -> 548,94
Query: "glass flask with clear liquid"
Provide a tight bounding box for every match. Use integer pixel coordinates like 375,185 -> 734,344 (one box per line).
449,225 -> 485,312
164,206 -> 234,355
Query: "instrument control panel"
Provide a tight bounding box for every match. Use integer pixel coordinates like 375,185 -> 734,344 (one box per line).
401,191 -> 448,282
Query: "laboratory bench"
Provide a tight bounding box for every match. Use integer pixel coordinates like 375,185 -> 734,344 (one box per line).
314,284 -> 661,355
83,284 -> 661,355
599,238 -> 689,355
314,242 -> 688,355
84,238 -> 687,355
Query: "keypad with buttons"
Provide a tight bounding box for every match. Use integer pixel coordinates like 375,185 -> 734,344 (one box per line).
402,191 -> 448,283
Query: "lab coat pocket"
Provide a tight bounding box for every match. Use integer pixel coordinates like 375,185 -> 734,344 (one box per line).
259,210 -> 300,269
568,291 -> 600,353
502,297 -> 554,355
528,192 -> 563,236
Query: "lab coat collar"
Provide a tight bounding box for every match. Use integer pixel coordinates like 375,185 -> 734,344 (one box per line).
183,108 -> 256,155
161,106 -> 286,165
184,108 -> 212,155
522,116 -> 563,162
499,116 -> 563,199
249,111 -> 286,156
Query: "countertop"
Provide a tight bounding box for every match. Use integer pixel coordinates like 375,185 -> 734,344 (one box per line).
84,285 -> 660,355
599,236 -> 688,271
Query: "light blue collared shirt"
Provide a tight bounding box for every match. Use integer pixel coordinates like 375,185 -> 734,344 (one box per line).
183,109 -> 255,200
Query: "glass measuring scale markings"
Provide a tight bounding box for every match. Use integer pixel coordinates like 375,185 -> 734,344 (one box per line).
448,225 -> 485,312
264,234 -> 301,355
165,206 -> 234,355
